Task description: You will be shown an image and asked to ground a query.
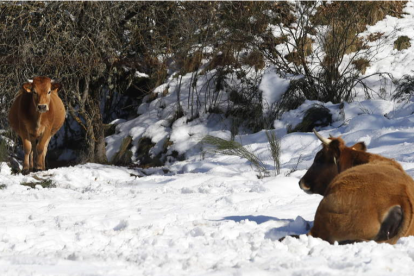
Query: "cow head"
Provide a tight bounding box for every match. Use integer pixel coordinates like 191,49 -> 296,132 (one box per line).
22,76 -> 62,113
299,129 -> 366,195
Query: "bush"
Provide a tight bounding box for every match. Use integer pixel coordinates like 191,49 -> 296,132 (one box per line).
352,59 -> 370,75
257,1 -> 402,104
394,36 -> 411,51
241,50 -> 265,70
367,32 -> 384,42
392,74 -> 414,100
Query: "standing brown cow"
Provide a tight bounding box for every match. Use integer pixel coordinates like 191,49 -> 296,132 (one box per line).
8,76 -> 66,174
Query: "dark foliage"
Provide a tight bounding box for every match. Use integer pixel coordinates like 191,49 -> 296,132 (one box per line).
392,74 -> 414,100
290,105 -> 332,133
0,1 -> 404,167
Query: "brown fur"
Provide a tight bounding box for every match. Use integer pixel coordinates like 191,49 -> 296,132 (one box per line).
8,76 -> 66,174
309,162 -> 414,244
299,137 -> 403,195
298,134 -> 414,244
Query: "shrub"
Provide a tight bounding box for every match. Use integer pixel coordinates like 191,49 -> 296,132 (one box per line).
352,58 -> 370,75
241,50 -> 265,70
257,1 -> 402,105
394,36 -> 411,51
392,74 -> 414,100
367,32 -> 384,42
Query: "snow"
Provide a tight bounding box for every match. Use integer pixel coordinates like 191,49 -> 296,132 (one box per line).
362,1 -> 414,80
4,97 -> 414,275
135,71 -> 150,79
4,3 -> 414,276
259,68 -> 290,113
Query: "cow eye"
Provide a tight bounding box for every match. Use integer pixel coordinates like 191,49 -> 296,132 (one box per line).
48,90 -> 51,94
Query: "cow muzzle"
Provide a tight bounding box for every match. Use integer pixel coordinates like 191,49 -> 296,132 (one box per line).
37,104 -> 48,113
299,179 -> 312,194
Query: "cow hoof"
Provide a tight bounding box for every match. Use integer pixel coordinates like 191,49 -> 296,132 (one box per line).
21,169 -> 30,175
33,168 -> 43,173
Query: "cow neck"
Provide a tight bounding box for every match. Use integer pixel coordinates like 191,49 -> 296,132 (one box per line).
350,149 -> 371,167
342,148 -> 398,172
28,97 -> 45,130
337,148 -> 370,173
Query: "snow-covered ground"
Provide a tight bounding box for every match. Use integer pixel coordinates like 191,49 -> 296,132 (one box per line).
3,98 -> 414,275
3,2 -> 414,276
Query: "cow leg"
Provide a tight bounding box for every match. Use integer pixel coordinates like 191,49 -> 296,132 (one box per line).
375,205 -> 403,242
35,134 -> 51,171
31,138 -> 38,171
29,149 -> 33,171
22,138 -> 32,175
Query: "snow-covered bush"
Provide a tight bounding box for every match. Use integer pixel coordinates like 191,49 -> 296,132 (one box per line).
0,1 -> 409,169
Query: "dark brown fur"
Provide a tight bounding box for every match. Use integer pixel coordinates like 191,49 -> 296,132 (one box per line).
299,137 -> 402,195
8,77 -> 65,174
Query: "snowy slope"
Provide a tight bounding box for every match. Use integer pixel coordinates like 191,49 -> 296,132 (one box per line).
3,98 -> 414,275
2,2 -> 414,276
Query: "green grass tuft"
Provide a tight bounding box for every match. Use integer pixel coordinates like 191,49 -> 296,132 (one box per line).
202,135 -> 269,178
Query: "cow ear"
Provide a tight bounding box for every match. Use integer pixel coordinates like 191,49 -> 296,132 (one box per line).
22,83 -> 33,93
351,142 -> 367,151
51,82 -> 62,92
328,139 -> 341,159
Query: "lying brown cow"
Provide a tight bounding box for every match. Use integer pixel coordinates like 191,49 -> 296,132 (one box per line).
8,77 -> 65,174
294,130 -> 414,244
299,129 -> 399,196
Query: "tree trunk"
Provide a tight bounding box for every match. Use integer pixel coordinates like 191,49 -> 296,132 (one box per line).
68,77 -> 108,164
86,83 -> 108,164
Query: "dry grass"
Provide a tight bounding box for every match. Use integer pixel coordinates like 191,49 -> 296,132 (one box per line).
265,130 -> 281,175
352,58 -> 370,75
367,32 -> 385,42
394,36 -> 411,51
241,50 -> 265,70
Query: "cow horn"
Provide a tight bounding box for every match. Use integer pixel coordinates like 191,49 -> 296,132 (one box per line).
313,128 -> 331,145
27,79 -> 33,83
